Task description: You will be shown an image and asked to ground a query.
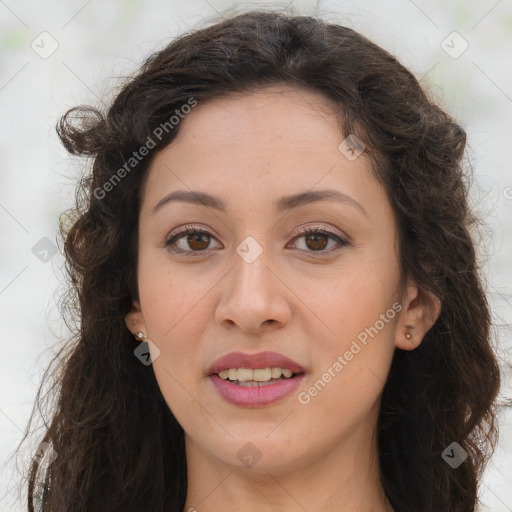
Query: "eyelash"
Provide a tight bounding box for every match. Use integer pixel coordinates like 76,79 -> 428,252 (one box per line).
164,224 -> 348,257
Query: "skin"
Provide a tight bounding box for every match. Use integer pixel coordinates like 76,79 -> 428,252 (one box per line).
125,85 -> 440,512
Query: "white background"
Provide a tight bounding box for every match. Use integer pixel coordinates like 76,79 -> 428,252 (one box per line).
1,1 -> 511,510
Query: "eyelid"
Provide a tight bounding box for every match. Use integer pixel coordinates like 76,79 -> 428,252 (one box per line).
292,222 -> 348,241
167,223 -> 214,238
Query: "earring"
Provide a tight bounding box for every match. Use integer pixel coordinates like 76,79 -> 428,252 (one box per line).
405,331 -> 412,340
134,331 -> 147,342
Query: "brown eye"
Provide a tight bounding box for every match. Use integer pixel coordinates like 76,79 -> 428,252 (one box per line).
304,232 -> 329,251
186,233 -> 210,251
165,227 -> 222,255
291,227 -> 348,254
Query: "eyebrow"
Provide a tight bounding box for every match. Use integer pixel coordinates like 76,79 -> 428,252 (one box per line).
152,189 -> 366,216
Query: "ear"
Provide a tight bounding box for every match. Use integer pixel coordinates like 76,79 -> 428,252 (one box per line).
395,282 -> 441,350
125,300 -> 146,337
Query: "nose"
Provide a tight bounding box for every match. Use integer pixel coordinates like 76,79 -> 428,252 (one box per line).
214,244 -> 292,335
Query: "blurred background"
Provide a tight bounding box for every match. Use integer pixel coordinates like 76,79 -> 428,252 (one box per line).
1,0 -> 511,510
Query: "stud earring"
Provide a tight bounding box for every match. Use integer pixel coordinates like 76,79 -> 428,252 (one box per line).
134,331 -> 147,342
405,331 -> 412,340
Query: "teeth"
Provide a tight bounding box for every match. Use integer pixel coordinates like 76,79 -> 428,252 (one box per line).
217,367 -> 296,382
253,368 -> 272,381
271,367 -> 281,379
238,368 -> 253,382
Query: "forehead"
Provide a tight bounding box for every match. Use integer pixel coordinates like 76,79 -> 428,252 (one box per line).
140,85 -> 389,224
171,85 -> 343,148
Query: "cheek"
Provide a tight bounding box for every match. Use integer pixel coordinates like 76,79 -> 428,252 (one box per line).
138,255 -> 214,392
138,263 -> 211,421
295,279 -> 398,438
136,257 -> 206,384
297,248 -> 399,408
303,244 -> 399,347
138,252 -> 207,334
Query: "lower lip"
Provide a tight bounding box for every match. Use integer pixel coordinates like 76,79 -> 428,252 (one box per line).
209,374 -> 305,407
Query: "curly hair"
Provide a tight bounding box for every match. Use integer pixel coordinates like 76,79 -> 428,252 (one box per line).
20,9 -> 501,512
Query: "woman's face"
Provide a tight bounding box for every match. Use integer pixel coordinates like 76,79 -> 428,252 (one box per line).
126,85 -> 424,474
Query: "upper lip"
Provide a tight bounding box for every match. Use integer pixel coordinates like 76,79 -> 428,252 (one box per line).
208,351 -> 305,376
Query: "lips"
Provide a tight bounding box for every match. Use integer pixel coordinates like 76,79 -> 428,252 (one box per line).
207,350 -> 305,376
210,373 -> 306,407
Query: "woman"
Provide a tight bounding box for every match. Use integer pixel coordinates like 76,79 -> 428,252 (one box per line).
24,9 -> 501,512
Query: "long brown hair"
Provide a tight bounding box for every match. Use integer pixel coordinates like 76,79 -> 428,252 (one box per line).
19,9 -> 501,512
